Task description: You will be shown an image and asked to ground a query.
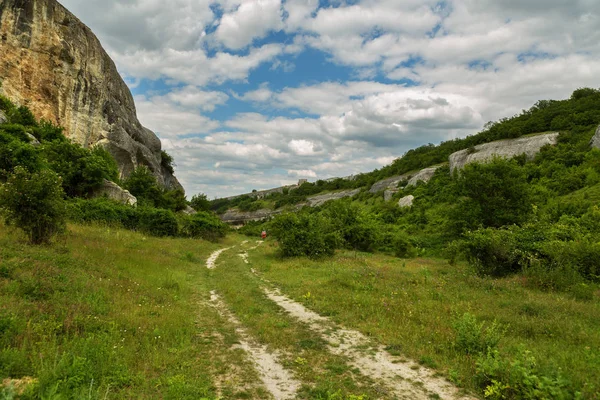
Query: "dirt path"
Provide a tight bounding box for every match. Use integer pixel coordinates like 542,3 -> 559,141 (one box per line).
209,290 -> 301,399
206,247 -> 232,269
263,288 -> 473,400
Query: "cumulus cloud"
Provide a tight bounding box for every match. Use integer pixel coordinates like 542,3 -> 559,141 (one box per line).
58,0 -> 600,198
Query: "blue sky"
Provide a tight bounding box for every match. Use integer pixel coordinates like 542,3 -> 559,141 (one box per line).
60,0 -> 600,198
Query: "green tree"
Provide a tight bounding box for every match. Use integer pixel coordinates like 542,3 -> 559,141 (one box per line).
452,158 -> 533,232
123,166 -> 162,207
0,166 -> 66,244
190,193 -> 211,212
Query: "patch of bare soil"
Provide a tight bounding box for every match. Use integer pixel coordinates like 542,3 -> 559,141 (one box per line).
264,288 -> 474,400
209,290 -> 301,400
206,247 -> 232,269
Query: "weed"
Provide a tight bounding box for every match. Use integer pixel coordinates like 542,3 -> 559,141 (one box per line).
452,313 -> 504,355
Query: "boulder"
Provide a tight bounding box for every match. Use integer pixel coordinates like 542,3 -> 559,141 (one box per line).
407,167 -> 439,187
449,132 -> 559,171
398,195 -> 415,208
182,205 -> 197,215
93,180 -> 137,206
25,132 -> 41,147
591,125 -> 600,149
0,0 -> 181,190
307,189 -> 361,207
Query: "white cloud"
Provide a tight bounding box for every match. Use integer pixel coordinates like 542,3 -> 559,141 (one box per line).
215,0 -> 284,49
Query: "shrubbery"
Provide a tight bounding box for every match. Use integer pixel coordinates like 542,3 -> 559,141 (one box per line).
0,167 -> 66,244
180,211 -> 228,241
271,211 -> 340,258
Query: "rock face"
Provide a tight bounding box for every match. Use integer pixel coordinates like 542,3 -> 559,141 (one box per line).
449,133 -> 560,171
369,173 -> 411,193
307,189 -> 361,207
93,180 -> 137,206
398,195 -> 414,208
220,208 -> 284,225
591,125 -> 600,149
407,167 -> 439,187
0,0 -> 182,190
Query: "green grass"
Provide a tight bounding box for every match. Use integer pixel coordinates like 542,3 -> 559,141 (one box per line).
0,222 -> 241,399
250,243 -> 600,398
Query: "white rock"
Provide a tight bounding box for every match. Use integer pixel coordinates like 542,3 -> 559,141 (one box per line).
94,180 -> 137,206
398,195 -> 415,208
591,125 -> 600,149
449,132 -> 559,171
407,167 -> 439,187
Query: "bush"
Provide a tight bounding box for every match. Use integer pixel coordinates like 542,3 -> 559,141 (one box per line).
476,348 -> 572,399
138,208 -> 178,237
393,232 -> 417,258
453,313 -> 504,355
189,193 -> 211,212
181,212 -> 228,241
0,167 -> 66,244
271,211 -> 341,258
462,228 -> 523,277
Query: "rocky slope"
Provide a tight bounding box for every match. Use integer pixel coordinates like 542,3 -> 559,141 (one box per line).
449,132 -> 559,171
0,0 -> 181,190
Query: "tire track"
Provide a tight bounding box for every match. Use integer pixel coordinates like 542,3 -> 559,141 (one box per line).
263,287 -> 475,400
209,290 -> 301,400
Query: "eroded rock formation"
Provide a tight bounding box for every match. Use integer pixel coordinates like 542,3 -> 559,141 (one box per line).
398,195 -> 414,208
449,133 -> 559,171
93,180 -> 137,206
591,125 -> 600,149
306,189 -> 361,207
407,166 -> 439,187
0,0 -> 182,190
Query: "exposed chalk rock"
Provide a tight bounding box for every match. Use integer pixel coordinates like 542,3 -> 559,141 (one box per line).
307,189 -> 361,207
0,0 -> 182,190
182,205 -> 197,215
220,208 -> 284,225
384,189 -> 400,202
591,125 -> 600,149
93,180 -> 137,206
398,195 -> 415,208
407,167 -> 439,187
369,173 -> 411,193
449,133 -> 559,171
25,132 -> 41,147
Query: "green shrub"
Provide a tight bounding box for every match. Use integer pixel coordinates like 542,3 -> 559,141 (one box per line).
0,167 -> 66,244
476,348 -> 572,399
181,212 -> 228,241
393,232 -> 417,258
271,211 -> 341,258
190,193 -> 211,212
453,313 -> 504,355
462,228 -> 523,277
138,208 -> 178,237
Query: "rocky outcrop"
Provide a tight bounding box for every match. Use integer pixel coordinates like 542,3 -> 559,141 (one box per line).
307,189 -> 361,207
591,125 -> 600,149
220,208 -> 284,225
449,133 -> 559,171
398,195 -> 414,208
0,0 -> 182,190
182,205 -> 197,215
407,167 -> 439,187
93,180 -> 137,206
369,173 -> 411,193
384,189 -> 399,202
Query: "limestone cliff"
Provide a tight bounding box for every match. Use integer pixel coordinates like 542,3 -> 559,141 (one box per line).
449,132 -> 559,172
0,0 -> 182,190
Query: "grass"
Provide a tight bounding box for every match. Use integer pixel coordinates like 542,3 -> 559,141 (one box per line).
0,222 -> 241,399
3,222 -> 600,398
250,243 -> 600,398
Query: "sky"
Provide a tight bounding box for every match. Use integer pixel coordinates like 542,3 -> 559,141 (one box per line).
59,0 -> 600,199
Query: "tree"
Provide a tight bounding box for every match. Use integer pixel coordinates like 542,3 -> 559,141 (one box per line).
0,167 -> 66,244
190,193 -> 211,212
451,157 -> 532,232
123,166 -> 162,207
